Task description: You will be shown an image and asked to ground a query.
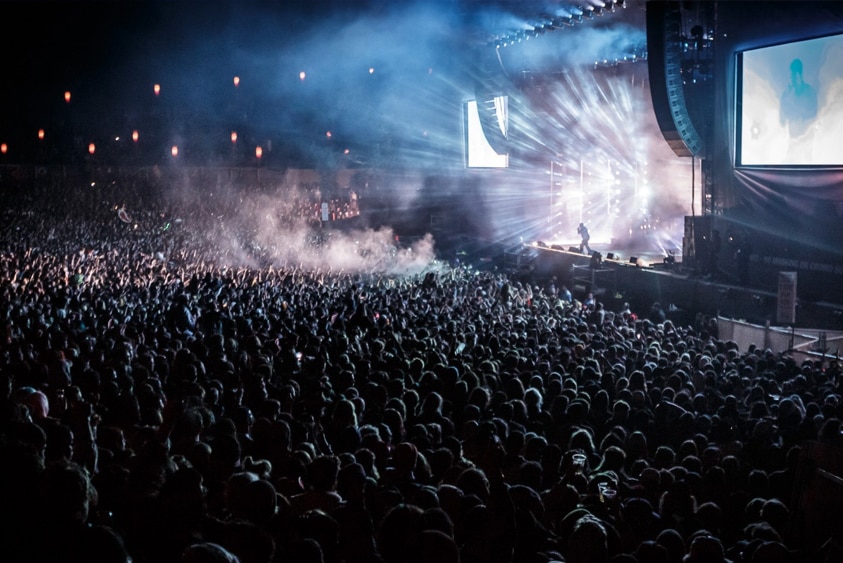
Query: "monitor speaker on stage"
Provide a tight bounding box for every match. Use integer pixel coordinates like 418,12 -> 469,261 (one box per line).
568,246 -> 580,252
630,257 -> 639,265
606,253 -> 615,260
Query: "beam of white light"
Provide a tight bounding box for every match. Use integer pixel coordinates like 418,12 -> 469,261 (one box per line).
465,64 -> 693,255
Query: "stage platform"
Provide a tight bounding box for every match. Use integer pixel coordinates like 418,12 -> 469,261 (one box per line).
503,243 -> 843,331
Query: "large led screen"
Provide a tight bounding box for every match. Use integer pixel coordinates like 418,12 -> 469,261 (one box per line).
464,99 -> 509,169
737,33 -> 843,166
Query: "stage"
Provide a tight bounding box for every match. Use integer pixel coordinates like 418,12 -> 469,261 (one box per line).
504,242 -> 843,331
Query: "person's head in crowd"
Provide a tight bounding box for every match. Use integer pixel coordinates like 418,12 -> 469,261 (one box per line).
625,430 -> 649,461
182,542 -> 241,563
383,408 -> 406,444
678,439 -> 698,460
517,460 -> 544,492
376,503 -> 425,563
44,421 -> 75,464
700,446 -> 722,472
524,386 -> 543,414
524,434 -> 547,462
240,477 -> 279,525
81,524 -> 133,563
683,533 -> 730,563
595,445 -> 626,474
567,514 -> 609,563
211,433 -> 243,483
654,446 -> 676,469
568,428 -> 597,459
296,510 -> 340,559
389,442 -> 419,477
224,471 -> 259,519
695,502 -> 724,538
759,498 -> 789,536
17,387 -> 50,420
746,469 -> 770,499
660,477 -> 697,521
743,521 -> 783,544
354,446 -> 381,481
636,540 -> 670,563
305,455 -> 341,492
455,466 -> 490,501
818,417 -> 842,443
416,529 -> 460,563
657,528 -> 686,563
42,459 -> 95,525
748,541 -> 792,563
420,506 -> 454,537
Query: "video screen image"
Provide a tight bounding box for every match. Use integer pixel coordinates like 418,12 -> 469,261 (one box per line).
738,32 -> 843,166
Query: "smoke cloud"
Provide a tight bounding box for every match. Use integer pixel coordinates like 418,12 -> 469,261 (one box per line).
150,174 -> 441,276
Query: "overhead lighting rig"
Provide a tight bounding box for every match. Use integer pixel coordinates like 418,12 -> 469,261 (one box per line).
492,1 -> 627,49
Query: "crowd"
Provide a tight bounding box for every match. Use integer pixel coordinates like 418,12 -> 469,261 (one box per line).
1,172 -> 842,563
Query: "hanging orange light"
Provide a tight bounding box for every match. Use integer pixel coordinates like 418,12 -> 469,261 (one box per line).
38,129 -> 45,140
1,143 -> 7,154
154,84 -> 161,96
132,130 -> 139,142
255,146 -> 263,159
64,91 -> 72,103
233,76 -> 240,87
171,145 -> 179,157
88,143 -> 96,155
231,131 -> 238,143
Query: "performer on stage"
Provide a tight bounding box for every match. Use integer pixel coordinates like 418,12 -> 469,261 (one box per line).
577,222 -> 591,254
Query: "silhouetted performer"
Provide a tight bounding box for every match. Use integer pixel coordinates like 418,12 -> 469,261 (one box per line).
577,222 -> 591,254
780,58 -> 817,137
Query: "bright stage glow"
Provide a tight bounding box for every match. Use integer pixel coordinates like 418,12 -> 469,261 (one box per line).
467,64 -> 691,257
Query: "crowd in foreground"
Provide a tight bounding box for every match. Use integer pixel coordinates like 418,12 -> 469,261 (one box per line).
1,174 -> 842,563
